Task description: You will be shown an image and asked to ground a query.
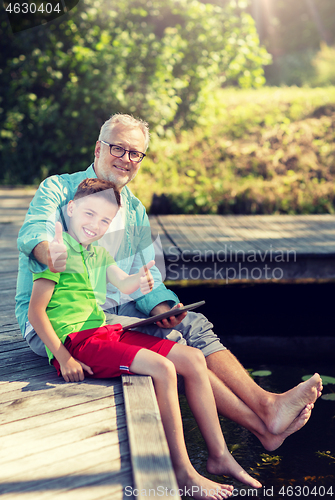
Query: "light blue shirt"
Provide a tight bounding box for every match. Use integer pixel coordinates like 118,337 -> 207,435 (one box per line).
15,164 -> 179,337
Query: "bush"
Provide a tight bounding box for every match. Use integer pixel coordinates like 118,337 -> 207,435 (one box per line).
312,43 -> 335,86
0,0 -> 270,184
129,87 -> 335,215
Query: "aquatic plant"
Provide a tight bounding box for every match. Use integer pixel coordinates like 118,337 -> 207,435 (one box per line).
256,453 -> 282,468
251,370 -> 272,377
302,374 -> 335,385
316,450 -> 335,464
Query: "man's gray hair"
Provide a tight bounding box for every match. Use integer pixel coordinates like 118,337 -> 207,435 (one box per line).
98,114 -> 150,151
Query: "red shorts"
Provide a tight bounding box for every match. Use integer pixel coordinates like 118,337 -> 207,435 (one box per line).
52,324 -> 175,378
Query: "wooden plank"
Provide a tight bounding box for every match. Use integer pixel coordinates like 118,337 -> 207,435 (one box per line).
0,380 -> 123,423
245,215 -> 335,254
149,216 -> 180,256
156,215 -> 193,253
0,463 -> 132,500
0,405 -> 126,461
0,429 -> 130,484
122,375 -> 180,500
0,386 -> 122,437
199,215 -> 258,253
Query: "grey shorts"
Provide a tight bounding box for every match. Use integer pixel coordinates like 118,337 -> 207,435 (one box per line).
24,301 -> 226,358
105,301 -> 226,357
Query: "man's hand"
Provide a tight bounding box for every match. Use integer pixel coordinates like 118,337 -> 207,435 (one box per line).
139,260 -> 155,295
151,302 -> 187,329
47,221 -> 67,273
60,356 -> 93,383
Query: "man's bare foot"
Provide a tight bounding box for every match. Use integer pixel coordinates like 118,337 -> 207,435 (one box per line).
206,445 -> 262,489
262,373 -> 321,435
176,469 -> 234,499
259,403 -> 313,451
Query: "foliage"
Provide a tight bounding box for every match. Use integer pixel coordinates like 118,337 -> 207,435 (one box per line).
0,0 -> 270,184
265,50 -> 317,87
222,0 -> 335,86
129,87 -> 335,215
312,43 -> 335,87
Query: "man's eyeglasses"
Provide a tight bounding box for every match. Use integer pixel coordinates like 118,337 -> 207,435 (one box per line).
100,140 -> 146,163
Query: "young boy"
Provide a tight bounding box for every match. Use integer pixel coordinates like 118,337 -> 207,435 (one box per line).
28,178 -> 266,498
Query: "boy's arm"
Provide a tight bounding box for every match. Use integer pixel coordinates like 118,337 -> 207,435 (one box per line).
107,260 -> 155,296
28,278 -> 93,382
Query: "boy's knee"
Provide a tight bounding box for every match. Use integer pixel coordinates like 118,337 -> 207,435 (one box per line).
157,357 -> 177,382
183,346 -> 206,375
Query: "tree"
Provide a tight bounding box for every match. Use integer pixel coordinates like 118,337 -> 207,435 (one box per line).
0,0 -> 270,184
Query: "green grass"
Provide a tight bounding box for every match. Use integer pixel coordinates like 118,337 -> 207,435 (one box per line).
130,86 -> 335,215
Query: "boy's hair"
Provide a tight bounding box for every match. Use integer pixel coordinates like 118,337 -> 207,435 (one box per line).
73,178 -> 121,207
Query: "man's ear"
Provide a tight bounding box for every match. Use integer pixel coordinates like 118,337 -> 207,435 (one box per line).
94,141 -> 101,158
67,200 -> 75,218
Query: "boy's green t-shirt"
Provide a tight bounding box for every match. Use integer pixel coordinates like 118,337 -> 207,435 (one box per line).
33,233 -> 116,362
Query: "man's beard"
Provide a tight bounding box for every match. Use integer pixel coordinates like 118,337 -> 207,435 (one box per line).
102,169 -> 138,190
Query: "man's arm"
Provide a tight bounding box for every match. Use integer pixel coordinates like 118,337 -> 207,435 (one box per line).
28,278 -> 92,382
117,202 -> 180,316
33,222 -> 67,273
17,174 -> 78,272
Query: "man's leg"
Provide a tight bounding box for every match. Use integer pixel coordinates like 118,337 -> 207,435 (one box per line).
206,349 -> 322,435
207,362 -> 314,451
25,325 -> 48,357
105,304 -> 321,443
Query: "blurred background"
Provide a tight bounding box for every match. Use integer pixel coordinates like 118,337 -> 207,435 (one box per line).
1,0 -> 335,217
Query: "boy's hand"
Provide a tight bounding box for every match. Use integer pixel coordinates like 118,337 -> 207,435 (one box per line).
139,260 -> 155,294
60,356 -> 93,382
48,221 -> 68,273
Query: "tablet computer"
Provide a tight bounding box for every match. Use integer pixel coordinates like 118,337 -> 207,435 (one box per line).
123,300 -> 206,330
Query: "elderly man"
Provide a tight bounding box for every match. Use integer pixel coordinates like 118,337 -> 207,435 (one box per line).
16,113 -> 321,451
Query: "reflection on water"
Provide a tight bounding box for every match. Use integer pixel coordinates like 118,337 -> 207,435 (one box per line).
179,363 -> 335,500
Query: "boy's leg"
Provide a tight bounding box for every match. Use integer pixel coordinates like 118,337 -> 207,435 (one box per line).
165,344 -> 262,489
129,348 -> 233,500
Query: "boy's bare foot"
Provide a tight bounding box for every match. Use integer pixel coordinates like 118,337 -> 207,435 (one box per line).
176,469 -> 234,499
206,445 -> 262,489
261,373 -> 321,435
260,403 -> 313,451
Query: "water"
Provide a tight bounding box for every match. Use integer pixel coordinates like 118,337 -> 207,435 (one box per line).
168,282 -> 335,499
179,362 -> 335,499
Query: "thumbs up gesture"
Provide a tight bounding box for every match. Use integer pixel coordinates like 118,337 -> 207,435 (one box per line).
47,221 -> 68,273
139,260 -> 155,295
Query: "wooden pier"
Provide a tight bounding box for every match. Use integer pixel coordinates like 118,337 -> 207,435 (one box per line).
0,189 -> 179,500
149,214 -> 335,282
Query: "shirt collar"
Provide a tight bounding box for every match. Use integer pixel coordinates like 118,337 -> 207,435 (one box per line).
87,164 -> 97,178
63,232 -> 95,257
